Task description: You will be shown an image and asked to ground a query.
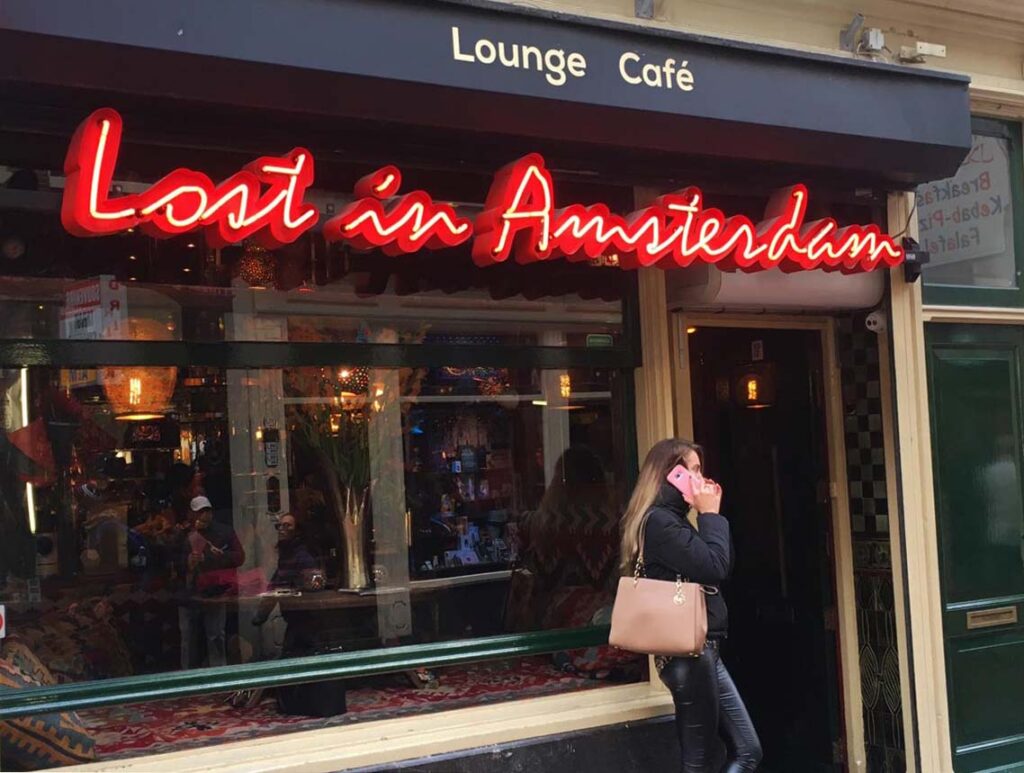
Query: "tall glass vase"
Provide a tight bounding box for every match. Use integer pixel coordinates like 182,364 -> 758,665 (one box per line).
338,484 -> 370,590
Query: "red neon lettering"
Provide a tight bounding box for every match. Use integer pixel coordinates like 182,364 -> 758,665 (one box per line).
322,167 -> 471,255
59,110 -> 903,273
61,108 -> 318,247
473,154 -> 555,266
473,156 -> 903,272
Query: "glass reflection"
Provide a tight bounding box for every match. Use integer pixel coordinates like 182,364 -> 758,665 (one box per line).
0,363 -> 637,681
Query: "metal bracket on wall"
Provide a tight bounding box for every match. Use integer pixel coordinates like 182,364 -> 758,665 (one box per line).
839,13 -> 865,52
635,0 -> 654,19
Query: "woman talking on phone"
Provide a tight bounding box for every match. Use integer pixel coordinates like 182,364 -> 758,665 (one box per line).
619,438 -> 761,772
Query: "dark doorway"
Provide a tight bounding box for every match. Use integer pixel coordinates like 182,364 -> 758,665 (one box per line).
688,326 -> 845,772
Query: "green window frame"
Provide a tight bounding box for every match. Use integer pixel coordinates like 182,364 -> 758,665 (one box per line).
0,277 -> 641,721
922,116 -> 1024,308
0,628 -> 611,719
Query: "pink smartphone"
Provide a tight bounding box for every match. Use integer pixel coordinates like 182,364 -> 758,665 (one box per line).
666,464 -> 701,504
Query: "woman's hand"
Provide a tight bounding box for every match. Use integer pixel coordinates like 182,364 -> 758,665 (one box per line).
692,480 -> 723,514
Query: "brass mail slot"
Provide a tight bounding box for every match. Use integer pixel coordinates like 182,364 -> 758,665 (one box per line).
966,606 -> 1019,630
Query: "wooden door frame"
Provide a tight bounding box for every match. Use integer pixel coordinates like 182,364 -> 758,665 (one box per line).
670,312 -> 866,771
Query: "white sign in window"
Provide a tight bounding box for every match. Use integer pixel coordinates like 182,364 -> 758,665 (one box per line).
918,133 -> 1018,290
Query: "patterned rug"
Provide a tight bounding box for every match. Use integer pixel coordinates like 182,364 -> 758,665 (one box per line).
84,658 -> 606,760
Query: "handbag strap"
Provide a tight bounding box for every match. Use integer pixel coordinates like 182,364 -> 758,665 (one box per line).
634,510 -> 652,579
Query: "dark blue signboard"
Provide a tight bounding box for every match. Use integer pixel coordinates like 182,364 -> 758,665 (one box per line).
0,0 -> 971,184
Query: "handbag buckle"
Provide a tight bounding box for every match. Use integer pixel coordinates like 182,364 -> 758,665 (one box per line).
673,578 -> 685,606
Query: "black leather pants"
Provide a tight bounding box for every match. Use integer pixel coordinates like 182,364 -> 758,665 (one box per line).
658,642 -> 762,772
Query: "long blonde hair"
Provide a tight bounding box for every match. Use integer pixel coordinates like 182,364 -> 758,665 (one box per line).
619,438 -> 703,575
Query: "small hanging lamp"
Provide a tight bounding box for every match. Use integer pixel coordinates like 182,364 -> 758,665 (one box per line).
236,242 -> 277,289
102,317 -> 178,421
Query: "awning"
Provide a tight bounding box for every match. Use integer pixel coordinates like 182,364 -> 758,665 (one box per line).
0,0 -> 972,186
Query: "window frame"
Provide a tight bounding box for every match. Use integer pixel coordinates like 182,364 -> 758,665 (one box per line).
0,627 -> 612,719
0,277 -> 641,721
922,116 -> 1024,308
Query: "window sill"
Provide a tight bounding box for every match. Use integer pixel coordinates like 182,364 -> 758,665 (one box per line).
66,682 -> 673,772
923,305 -> 1024,324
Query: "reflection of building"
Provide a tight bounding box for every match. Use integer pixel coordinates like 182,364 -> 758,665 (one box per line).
0,1 -> 1014,772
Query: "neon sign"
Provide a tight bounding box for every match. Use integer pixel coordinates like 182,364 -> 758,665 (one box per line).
473,154 -> 902,272
61,109 -> 904,272
61,108 -> 318,248
321,166 -> 472,255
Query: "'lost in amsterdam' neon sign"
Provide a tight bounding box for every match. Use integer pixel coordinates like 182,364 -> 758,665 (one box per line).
61,109 -> 903,272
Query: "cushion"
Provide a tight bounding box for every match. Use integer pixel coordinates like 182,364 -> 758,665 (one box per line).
70,617 -> 134,681
9,615 -> 89,684
0,658 -> 97,769
12,602 -> 133,683
1,640 -> 57,686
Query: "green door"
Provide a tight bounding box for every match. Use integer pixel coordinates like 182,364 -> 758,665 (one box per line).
927,323 -> 1024,772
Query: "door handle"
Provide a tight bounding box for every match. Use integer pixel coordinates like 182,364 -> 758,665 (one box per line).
966,606 -> 1019,630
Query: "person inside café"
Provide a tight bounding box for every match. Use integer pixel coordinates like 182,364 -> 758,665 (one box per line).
177,495 -> 245,669
253,512 -> 322,655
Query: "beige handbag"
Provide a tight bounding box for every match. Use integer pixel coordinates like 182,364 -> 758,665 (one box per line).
609,512 -> 714,657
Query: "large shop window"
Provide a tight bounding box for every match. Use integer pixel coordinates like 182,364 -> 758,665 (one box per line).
0,151 -> 641,767
918,117 -> 1024,306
